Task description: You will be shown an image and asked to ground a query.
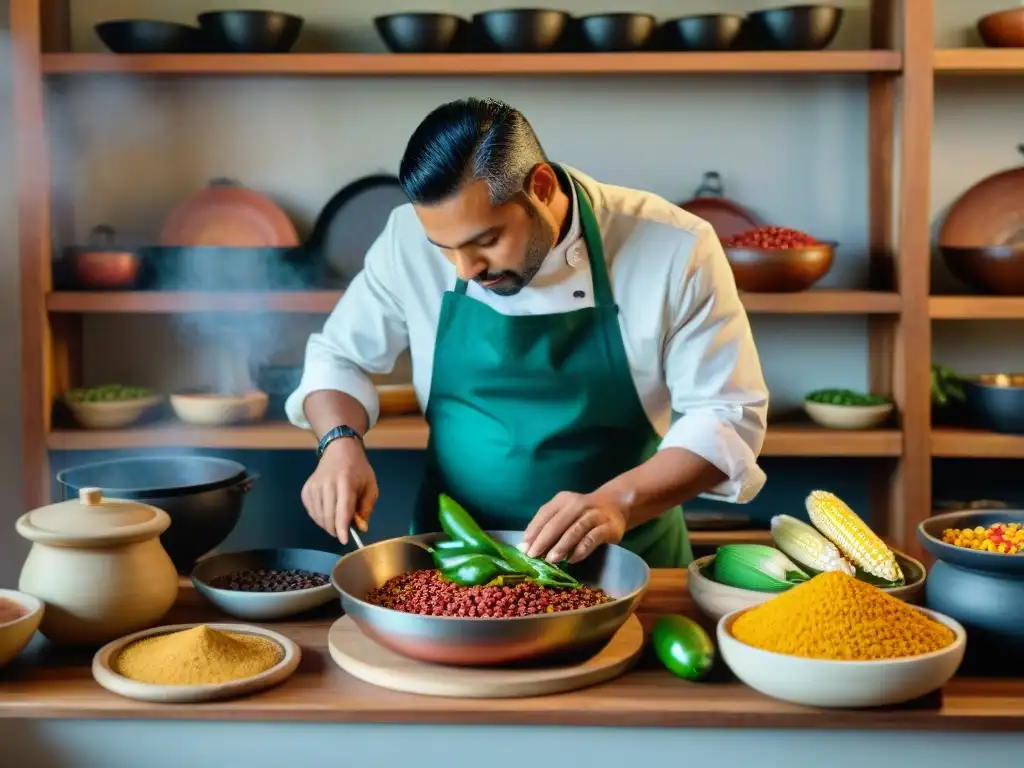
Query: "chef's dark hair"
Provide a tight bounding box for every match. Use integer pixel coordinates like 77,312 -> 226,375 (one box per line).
399,98 -> 546,206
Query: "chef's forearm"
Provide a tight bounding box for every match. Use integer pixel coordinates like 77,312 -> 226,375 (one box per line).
597,448 -> 726,529
303,390 -> 370,439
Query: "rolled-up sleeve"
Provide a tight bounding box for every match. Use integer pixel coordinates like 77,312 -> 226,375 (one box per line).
659,224 -> 768,503
285,210 -> 410,431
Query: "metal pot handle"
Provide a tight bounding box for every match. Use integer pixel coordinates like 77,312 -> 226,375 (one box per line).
88,224 -> 117,246
230,473 -> 260,495
693,171 -> 725,198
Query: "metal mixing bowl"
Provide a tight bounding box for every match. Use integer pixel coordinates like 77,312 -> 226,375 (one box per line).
331,531 -> 649,666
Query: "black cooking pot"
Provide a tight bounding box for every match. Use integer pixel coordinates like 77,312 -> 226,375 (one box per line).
56,456 -> 258,574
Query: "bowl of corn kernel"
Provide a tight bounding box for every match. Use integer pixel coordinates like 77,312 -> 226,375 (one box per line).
919,510 -> 1024,575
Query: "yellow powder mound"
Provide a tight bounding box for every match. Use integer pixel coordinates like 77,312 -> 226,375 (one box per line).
113,625 -> 283,686
731,571 -> 956,661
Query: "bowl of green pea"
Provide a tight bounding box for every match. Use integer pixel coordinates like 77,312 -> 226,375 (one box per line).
803,389 -> 893,430
64,384 -> 163,430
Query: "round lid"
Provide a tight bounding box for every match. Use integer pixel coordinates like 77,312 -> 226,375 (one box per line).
16,488 -> 171,546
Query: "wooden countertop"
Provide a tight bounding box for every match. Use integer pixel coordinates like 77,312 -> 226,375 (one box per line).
0,570 -> 1021,730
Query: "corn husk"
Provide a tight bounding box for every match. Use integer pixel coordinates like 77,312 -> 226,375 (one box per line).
713,544 -> 809,592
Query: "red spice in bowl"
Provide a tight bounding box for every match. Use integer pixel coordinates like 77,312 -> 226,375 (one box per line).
0,598 -> 28,626
723,226 -> 819,248
365,569 -> 611,618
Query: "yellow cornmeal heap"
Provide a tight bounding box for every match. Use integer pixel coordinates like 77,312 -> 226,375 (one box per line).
731,571 -> 956,661
113,625 -> 283,685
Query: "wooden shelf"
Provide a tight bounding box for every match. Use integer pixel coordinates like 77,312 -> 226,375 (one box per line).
47,419 -> 901,456
930,296 -> 1024,320
41,51 -> 903,77
46,290 -> 901,315
931,428 -> 1024,459
934,49 -> 1024,75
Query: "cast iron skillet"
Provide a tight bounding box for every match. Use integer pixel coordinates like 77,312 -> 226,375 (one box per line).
304,175 -> 408,286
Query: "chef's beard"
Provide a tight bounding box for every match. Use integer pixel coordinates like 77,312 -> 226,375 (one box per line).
475,206 -> 555,297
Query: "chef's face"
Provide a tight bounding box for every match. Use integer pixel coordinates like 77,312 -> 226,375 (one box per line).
414,165 -> 560,296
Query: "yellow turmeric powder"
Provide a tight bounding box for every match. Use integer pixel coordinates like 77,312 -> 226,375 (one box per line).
731,571 -> 955,661
113,625 -> 283,685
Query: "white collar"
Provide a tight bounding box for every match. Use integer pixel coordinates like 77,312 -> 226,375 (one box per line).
534,166 -> 584,282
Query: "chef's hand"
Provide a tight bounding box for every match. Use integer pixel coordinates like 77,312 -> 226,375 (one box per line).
520,490 -> 631,565
301,438 -> 378,545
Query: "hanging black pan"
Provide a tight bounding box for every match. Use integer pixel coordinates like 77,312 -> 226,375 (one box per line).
303,174 -> 409,288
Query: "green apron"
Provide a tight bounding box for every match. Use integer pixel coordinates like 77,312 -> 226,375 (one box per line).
411,177 -> 692,568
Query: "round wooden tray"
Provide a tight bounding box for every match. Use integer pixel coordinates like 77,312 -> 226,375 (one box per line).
92,622 -> 301,703
328,613 -> 643,698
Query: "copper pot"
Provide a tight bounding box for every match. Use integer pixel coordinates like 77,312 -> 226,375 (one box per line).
725,242 -> 835,292
977,8 -> 1024,48
677,171 -> 762,241
64,225 -> 143,290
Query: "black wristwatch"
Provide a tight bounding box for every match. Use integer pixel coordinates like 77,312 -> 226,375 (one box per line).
317,425 -> 364,459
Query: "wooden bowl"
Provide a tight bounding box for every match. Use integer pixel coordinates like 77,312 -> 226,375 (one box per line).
939,148 -> 1024,248
377,384 -> 419,416
92,623 -> 300,703
978,8 -> 1024,48
940,246 -> 1024,295
170,390 -> 269,426
66,394 -> 163,430
725,243 -> 834,292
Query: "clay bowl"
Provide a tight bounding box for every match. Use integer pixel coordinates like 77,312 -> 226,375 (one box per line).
197,11 -> 304,53
940,246 -> 1024,295
169,390 -> 269,426
374,13 -> 469,53
962,374 -> 1024,435
725,243 -> 835,292
579,13 -> 656,52
740,4 -> 843,51
473,8 -> 572,53
939,148 -> 1024,252
658,14 -> 745,51
977,8 -> 1024,48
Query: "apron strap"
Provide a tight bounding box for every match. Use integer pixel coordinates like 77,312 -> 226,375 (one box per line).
449,178 -> 612,307
571,179 -> 614,308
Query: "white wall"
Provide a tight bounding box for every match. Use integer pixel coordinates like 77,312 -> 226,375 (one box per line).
1,0 -> 1023,582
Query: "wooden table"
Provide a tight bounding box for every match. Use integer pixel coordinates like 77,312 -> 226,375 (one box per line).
1,570 -> 1022,731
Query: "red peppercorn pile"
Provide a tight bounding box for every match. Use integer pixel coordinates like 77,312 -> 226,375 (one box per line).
723,226 -> 818,249
365,569 -> 612,618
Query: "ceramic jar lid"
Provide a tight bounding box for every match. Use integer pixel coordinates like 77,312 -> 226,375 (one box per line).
15,488 -> 171,546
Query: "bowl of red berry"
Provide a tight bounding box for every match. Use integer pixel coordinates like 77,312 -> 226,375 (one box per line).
721,226 -> 835,293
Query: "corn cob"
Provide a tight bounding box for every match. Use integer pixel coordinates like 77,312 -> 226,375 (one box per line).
805,490 -> 903,583
770,514 -> 856,576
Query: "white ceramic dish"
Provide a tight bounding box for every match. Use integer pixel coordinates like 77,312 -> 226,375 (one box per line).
688,551 -> 926,621
66,395 -> 162,429
92,622 -> 301,703
717,605 -> 965,708
804,400 -> 893,430
0,590 -> 44,669
170,390 -> 268,426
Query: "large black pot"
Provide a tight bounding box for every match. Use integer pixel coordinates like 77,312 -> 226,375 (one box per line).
56,456 -> 258,574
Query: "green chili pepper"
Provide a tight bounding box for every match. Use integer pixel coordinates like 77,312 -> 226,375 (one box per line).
438,494 -> 580,588
438,495 -> 501,556
437,553 -> 516,586
432,538 -> 476,553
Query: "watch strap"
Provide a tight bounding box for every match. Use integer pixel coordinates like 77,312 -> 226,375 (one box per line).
317,425 -> 364,459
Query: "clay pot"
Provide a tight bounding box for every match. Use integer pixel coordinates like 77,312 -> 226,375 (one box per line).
16,488 -> 179,647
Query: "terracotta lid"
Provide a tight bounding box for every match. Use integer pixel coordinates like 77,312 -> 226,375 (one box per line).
15,488 -> 171,546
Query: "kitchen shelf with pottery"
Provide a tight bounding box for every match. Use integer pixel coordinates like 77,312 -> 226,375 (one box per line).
929,363 -> 1024,458
82,6 -> 851,59
935,6 -> 1024,74
6,488 -> 1023,726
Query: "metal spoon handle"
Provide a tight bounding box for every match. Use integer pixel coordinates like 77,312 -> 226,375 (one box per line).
349,527 -> 365,549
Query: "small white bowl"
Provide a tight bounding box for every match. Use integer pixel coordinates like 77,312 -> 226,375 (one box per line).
170,390 -> 269,426
688,552 -> 926,621
804,400 -> 893,430
0,589 -> 44,669
717,605 -> 965,708
67,395 -> 162,429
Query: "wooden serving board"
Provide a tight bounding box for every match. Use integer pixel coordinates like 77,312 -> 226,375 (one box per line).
92,623 -> 301,704
327,614 -> 644,698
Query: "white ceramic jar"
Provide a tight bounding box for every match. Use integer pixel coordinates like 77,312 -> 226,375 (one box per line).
16,487 -> 179,646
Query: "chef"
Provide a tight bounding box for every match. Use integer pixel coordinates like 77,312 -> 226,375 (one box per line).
286,97 -> 768,569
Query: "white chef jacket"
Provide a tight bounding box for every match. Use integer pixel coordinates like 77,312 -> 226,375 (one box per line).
286,166 -> 768,503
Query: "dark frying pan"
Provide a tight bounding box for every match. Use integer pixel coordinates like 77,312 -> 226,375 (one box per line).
677,171 -> 762,240
304,175 -> 409,287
